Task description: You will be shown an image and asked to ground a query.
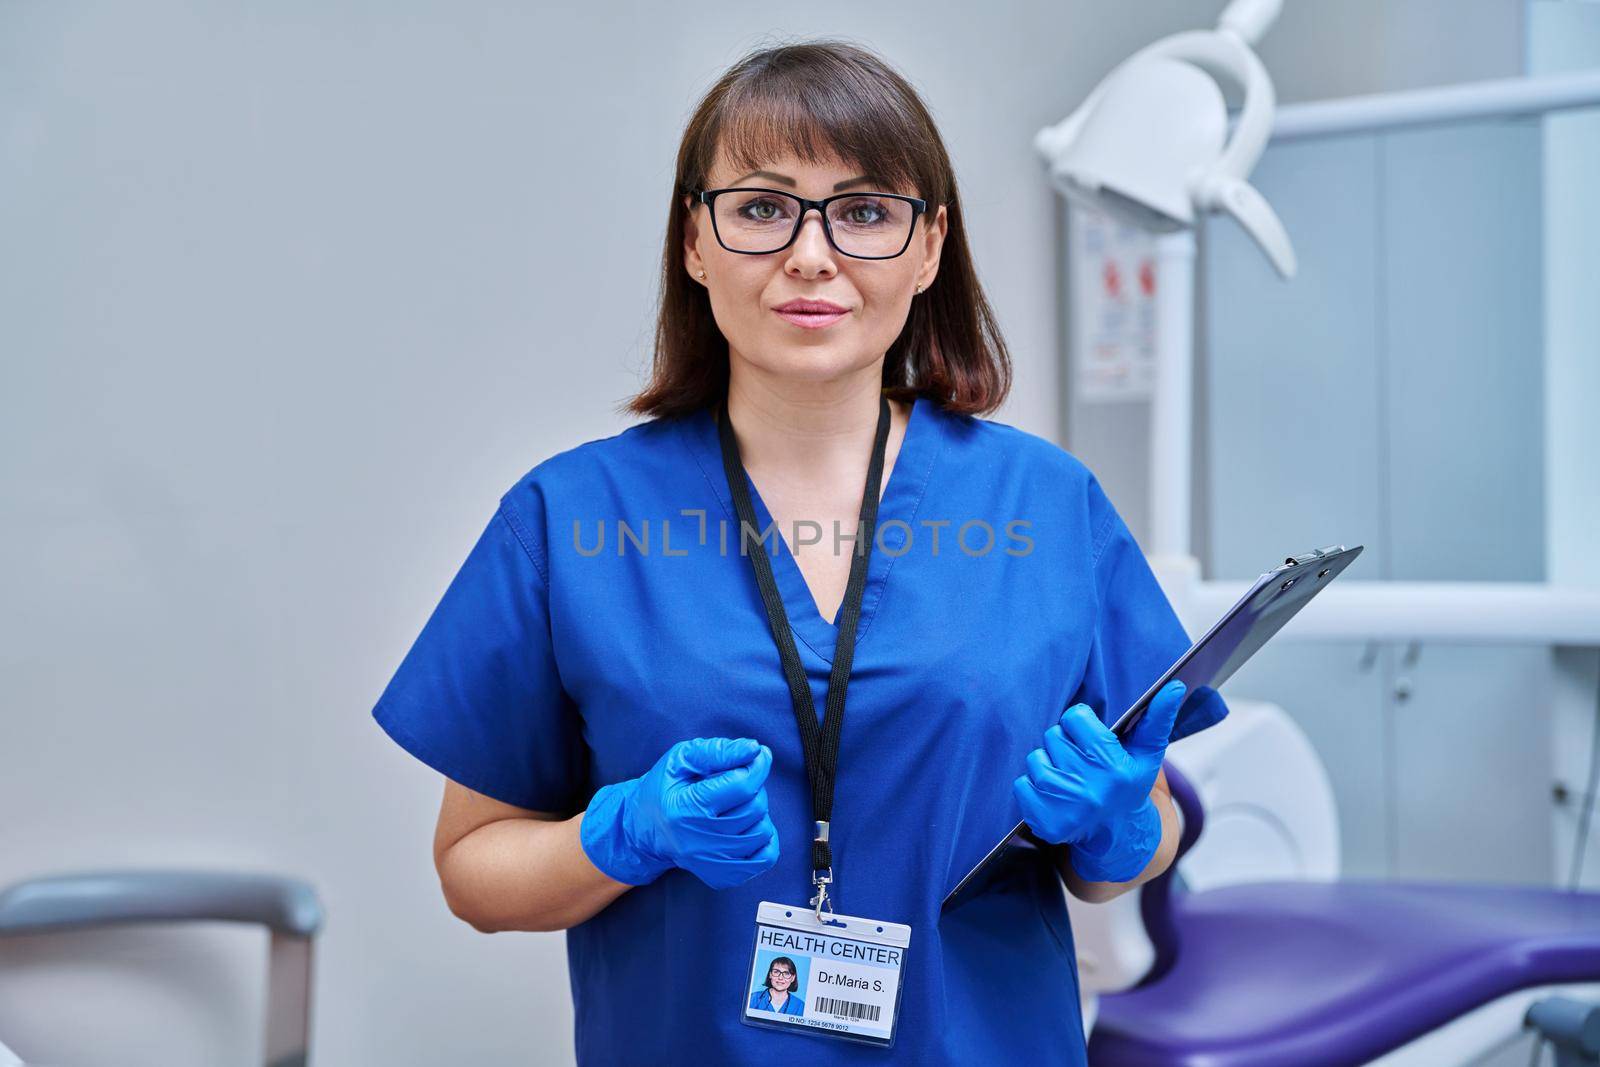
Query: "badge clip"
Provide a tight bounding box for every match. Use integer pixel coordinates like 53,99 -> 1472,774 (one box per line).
810,866 -> 835,922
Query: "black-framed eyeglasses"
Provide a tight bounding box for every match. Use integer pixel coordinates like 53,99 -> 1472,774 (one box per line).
687,187 -> 928,260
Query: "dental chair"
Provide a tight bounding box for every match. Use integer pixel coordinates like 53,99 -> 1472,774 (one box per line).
1072,701 -> 1600,1067
0,870 -> 322,1067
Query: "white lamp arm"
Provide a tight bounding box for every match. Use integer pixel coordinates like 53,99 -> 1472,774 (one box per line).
1218,0 -> 1284,47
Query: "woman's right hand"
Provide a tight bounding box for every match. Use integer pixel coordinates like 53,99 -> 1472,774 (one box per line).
579,737 -> 780,889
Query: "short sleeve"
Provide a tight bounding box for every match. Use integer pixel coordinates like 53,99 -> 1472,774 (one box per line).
371,497 -> 589,813
1069,477 -> 1229,744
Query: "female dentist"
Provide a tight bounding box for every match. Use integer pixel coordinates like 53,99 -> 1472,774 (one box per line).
749,957 -> 806,1016
372,38 -> 1226,1066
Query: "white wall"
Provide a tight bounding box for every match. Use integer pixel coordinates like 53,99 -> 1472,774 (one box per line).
0,2 -> 1537,1065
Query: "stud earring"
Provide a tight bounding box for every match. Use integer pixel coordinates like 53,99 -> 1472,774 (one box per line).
697,270 -> 705,279
916,284 -> 924,294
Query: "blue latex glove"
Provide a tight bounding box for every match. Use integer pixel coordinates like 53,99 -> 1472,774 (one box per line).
579,736 -> 780,889
1012,680 -> 1186,884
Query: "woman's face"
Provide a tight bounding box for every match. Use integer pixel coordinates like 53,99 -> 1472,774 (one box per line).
768,962 -> 795,990
683,149 -> 947,389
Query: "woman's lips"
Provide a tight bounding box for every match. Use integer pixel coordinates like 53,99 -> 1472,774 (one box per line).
774,308 -> 848,329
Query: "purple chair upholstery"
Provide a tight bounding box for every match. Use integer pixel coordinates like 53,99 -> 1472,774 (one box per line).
1089,763 -> 1600,1067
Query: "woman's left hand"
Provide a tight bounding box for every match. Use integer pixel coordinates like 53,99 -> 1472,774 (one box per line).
1011,679 -> 1186,883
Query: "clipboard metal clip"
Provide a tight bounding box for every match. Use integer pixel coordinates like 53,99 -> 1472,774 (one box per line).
1285,544 -> 1346,567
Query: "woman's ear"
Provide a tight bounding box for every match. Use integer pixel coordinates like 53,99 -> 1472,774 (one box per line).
915,203 -> 948,292
682,201 -> 704,283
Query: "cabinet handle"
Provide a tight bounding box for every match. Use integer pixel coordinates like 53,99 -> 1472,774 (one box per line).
1391,643 -> 1421,703
1357,641 -> 1380,672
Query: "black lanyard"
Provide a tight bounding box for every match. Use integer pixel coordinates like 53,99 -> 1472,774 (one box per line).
716,393 -> 892,916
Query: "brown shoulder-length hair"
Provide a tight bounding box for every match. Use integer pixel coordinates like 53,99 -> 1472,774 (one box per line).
623,37 -> 1011,420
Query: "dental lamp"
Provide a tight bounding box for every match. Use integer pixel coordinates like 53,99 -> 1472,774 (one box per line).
1034,0 -> 1296,277
1035,0 -> 1295,577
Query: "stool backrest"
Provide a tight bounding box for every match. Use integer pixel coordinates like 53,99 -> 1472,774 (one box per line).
0,870 -> 322,1067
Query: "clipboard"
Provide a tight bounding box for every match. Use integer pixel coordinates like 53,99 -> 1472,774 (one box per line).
940,542 -> 1364,913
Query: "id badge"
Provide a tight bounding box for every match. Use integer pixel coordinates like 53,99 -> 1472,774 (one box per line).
741,901 -> 911,1047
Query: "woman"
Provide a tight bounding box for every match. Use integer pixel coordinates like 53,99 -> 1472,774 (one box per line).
372,38 -> 1227,1064
749,956 -> 805,1016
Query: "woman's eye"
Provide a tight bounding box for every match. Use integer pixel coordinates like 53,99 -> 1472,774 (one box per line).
741,198 -> 786,221
836,200 -> 889,227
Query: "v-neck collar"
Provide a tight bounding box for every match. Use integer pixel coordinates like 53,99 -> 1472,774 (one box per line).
683,393 -> 944,665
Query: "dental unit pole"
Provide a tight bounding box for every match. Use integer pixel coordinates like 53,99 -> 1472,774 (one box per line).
1149,231 -> 1197,587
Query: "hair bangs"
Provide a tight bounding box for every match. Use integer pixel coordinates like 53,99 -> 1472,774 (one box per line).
705,59 -> 924,200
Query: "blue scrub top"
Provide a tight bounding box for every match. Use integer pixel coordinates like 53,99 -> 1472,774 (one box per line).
372,394 -> 1225,1065
749,986 -> 806,1016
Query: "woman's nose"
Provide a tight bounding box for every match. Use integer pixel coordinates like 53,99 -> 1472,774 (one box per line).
789,211 -> 834,261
